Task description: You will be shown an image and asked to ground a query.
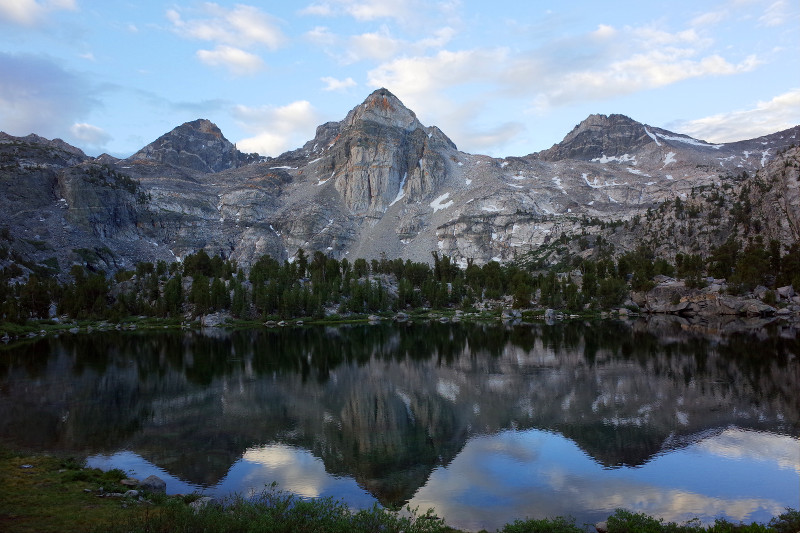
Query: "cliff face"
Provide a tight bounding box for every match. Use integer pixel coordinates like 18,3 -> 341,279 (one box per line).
1,89 -> 799,276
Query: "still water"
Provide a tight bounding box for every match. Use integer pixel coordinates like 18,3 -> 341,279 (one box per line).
1,320 -> 797,531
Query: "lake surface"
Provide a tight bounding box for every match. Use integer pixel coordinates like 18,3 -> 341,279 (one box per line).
1,319 -> 798,531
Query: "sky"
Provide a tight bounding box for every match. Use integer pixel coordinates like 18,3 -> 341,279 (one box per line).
1,1 -> 799,159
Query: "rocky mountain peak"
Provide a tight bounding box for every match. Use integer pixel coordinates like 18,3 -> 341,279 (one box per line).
126,118 -> 258,173
535,113 -> 654,162
343,88 -> 422,132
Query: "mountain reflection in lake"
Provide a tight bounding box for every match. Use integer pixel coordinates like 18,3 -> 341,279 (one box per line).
1,320 -> 797,531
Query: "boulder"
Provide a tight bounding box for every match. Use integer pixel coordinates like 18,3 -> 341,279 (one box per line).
741,300 -> 776,317
777,285 -> 795,299
139,475 -> 166,494
201,312 -> 231,327
190,496 -> 221,512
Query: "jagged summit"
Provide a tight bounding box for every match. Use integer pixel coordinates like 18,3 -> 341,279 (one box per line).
344,88 -> 423,132
535,113 -> 654,161
127,118 -> 259,173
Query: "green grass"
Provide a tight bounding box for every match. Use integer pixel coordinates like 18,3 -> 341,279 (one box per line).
100,487 -> 456,533
0,449 -> 152,533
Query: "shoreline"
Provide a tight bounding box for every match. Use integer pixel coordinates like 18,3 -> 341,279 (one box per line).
2,303 -> 798,346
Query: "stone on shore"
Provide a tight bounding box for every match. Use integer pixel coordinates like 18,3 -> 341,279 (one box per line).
140,474 -> 166,493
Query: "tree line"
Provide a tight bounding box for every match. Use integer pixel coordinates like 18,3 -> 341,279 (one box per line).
1,234 -> 799,324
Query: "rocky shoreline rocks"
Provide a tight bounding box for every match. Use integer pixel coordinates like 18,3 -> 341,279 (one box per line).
631,276 -> 799,319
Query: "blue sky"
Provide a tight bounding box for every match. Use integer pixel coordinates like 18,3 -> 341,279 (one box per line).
1,1 -> 799,159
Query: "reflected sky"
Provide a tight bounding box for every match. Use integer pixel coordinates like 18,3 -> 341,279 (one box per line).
90,444 -> 378,508
88,427 -> 798,532
409,428 -> 797,531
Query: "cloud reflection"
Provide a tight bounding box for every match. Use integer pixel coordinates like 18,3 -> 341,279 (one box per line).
695,428 -> 800,474
408,429 -> 796,532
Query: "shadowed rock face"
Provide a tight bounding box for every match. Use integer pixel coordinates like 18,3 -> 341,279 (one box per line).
535,114 -> 654,162
1,320 -> 797,505
1,89 -> 799,274
126,119 -> 260,173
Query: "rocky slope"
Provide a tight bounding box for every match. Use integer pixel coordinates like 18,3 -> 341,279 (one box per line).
1,88 -> 799,276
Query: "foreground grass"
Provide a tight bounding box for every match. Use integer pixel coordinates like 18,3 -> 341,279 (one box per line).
0,449 -> 152,533
2,449 -> 798,533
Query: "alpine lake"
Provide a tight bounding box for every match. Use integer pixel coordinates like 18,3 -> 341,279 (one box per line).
1,317 -> 797,532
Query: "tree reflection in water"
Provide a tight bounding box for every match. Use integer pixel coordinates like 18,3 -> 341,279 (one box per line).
0,319 -> 797,523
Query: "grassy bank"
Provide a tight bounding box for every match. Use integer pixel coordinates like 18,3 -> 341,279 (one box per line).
1,449 -> 798,533
1,307 -> 583,343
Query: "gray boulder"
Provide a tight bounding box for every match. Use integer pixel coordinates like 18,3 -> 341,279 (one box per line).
139,475 -> 166,493
190,496 -> 221,512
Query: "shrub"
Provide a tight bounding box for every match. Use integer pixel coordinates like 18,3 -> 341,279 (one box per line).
500,515 -> 584,533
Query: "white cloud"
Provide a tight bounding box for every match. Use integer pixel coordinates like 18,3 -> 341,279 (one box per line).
234,100 -> 321,156
531,51 -> 759,109
346,27 -> 401,62
0,0 -> 76,26
70,123 -> 111,147
167,4 -> 286,50
301,0 -> 416,23
300,0 -> 458,27
689,9 -> 730,27
759,0 -> 789,26
321,76 -> 357,91
670,88 -> 800,142
197,46 -> 265,75
307,24 -> 455,65
368,48 -> 507,96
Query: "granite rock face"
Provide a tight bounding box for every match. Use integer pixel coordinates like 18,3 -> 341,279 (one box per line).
1,88 -> 799,275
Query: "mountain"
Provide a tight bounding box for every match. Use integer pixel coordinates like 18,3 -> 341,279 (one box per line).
126,118 -> 262,173
1,88 -> 799,276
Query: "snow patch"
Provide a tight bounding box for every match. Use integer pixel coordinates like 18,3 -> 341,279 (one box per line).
665,175 -> 674,180
761,150 -> 770,167
389,172 -> 407,206
663,152 -> 676,166
592,153 -> 636,164
583,173 -> 626,188
317,171 -> 336,186
655,132 -> 722,149
430,193 -> 454,212
465,178 -> 472,186
626,168 -> 651,177
508,184 -> 524,189
270,166 -> 297,170
644,126 -> 662,146
308,157 -> 322,165
500,161 -> 509,168
552,176 -> 566,193
481,204 -> 501,212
